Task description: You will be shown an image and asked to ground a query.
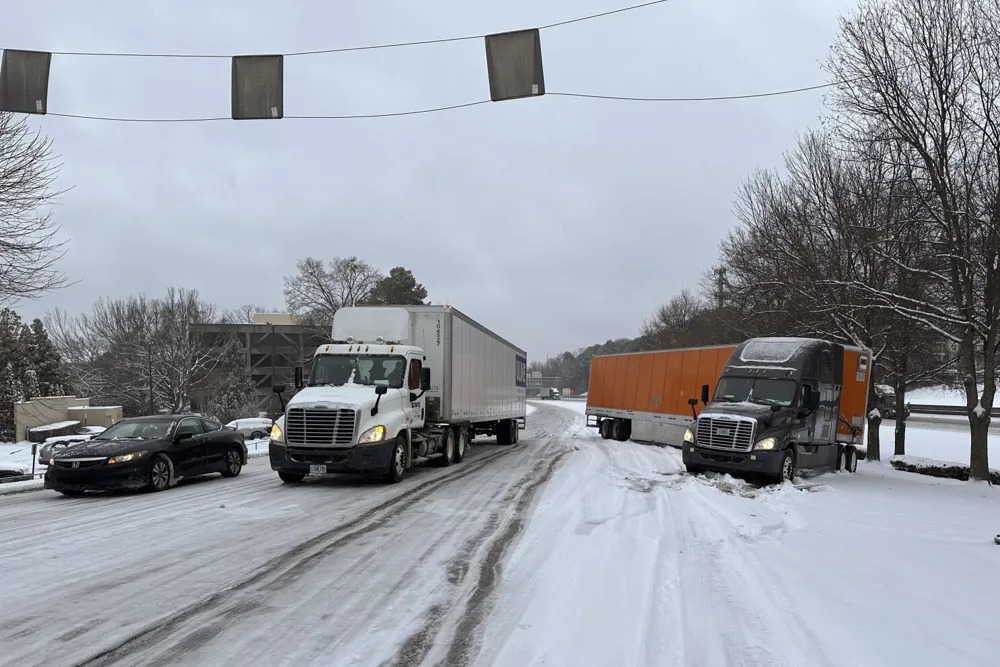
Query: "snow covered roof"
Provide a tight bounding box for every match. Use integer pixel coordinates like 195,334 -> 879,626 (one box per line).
68,405 -> 122,410
739,338 -> 811,364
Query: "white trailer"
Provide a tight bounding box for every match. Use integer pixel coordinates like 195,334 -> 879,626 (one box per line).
268,305 -> 527,484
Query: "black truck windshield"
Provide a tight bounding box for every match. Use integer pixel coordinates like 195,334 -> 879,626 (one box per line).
310,354 -> 406,389
714,377 -> 797,407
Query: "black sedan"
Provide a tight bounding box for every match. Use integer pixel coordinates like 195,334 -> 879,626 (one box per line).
44,415 -> 248,496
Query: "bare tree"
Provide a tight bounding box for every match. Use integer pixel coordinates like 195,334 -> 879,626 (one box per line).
47,288 -> 237,415
826,0 -> 1000,479
283,256 -> 383,325
0,112 -> 71,308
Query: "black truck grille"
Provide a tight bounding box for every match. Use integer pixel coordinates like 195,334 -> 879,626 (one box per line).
286,408 -> 358,446
696,416 -> 755,451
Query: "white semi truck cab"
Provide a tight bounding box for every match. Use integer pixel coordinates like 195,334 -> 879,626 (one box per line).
268,305 -> 527,485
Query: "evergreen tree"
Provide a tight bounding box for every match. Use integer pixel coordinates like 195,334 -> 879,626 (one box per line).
367,267 -> 428,305
0,362 -> 18,441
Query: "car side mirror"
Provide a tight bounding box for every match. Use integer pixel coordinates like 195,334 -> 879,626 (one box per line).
272,383 -> 286,394
294,367 -> 304,389
174,432 -> 193,443
420,367 -> 431,391
700,384 -> 710,404
375,385 -> 388,396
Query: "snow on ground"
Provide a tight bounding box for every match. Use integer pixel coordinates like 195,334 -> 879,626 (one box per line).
479,402 -> 1000,667
907,385 -> 981,405
2,402 -> 998,666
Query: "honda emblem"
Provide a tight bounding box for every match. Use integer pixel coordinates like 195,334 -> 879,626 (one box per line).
72,461 -> 79,469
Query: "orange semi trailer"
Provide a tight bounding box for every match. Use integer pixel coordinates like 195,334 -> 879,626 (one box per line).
585,337 -> 872,483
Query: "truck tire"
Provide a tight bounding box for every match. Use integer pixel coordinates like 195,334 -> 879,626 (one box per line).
774,449 -> 796,484
497,420 -> 513,446
612,419 -> 631,442
511,420 -> 519,444
844,446 -> 858,473
438,429 -> 456,467
279,472 -> 305,483
599,420 -> 613,440
454,428 -> 467,463
384,434 -> 408,483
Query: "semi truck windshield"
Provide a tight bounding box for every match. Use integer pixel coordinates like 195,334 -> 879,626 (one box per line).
714,377 -> 797,406
309,354 -> 407,388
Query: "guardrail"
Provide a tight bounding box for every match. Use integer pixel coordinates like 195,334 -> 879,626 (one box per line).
908,404 -> 994,417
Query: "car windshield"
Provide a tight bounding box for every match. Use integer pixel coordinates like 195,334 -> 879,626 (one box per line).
309,354 -> 407,389
93,419 -> 175,440
713,377 -> 798,407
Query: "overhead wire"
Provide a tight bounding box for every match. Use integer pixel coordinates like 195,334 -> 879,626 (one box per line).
13,0 -> 673,59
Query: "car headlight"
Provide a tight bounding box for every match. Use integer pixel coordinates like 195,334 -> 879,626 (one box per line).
358,425 -> 386,445
683,428 -> 695,444
270,423 -> 284,443
108,451 -> 147,464
754,437 -> 777,451
49,457 -> 55,465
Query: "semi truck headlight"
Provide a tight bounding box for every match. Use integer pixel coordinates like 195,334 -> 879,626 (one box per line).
358,425 -> 386,444
270,423 -> 284,443
754,437 -> 777,451
683,428 -> 695,444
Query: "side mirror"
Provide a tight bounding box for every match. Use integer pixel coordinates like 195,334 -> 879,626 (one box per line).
700,384 -> 710,404
687,398 -> 698,407
174,432 -> 193,443
770,404 -> 781,413
420,367 -> 431,391
810,391 -> 821,410
375,385 -> 388,396
272,383 -> 286,395
294,366 -> 303,389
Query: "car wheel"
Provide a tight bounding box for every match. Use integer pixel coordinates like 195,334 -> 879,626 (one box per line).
221,447 -> 243,478
384,435 -> 408,483
251,430 -> 266,440
148,454 -> 172,492
279,471 -> 305,483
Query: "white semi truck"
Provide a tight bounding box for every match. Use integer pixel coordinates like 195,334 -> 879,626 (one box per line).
269,305 -> 528,484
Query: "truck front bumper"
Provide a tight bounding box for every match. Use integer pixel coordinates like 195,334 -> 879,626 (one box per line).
269,441 -> 393,475
682,444 -> 783,476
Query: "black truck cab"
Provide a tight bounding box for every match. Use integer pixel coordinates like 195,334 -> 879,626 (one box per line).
682,337 -> 866,483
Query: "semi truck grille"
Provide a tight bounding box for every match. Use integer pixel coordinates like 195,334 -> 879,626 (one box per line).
285,408 -> 358,446
696,416 -> 755,451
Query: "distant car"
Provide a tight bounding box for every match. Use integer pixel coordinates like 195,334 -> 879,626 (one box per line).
225,417 -> 274,441
36,426 -> 108,466
0,460 -> 29,482
44,415 -> 248,496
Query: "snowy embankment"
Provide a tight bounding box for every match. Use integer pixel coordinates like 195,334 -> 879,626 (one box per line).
482,401 -> 999,667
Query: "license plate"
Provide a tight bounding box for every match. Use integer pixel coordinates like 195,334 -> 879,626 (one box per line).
309,464 -> 327,475
715,428 -> 731,437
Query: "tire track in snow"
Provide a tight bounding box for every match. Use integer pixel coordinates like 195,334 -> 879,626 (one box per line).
380,441 -> 570,667
70,443 -> 524,667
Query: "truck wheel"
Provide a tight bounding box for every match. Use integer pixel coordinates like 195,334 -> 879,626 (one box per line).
438,429 -> 456,467
497,420 -> 513,446
279,472 -> 305,483
599,420 -> 613,439
612,419 -> 631,442
385,435 -> 408,483
511,420 -> 519,444
844,446 -> 858,473
775,450 -> 796,484
454,428 -> 467,463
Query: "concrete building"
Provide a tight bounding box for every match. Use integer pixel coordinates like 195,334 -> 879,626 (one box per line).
191,316 -> 330,414
15,396 -> 123,442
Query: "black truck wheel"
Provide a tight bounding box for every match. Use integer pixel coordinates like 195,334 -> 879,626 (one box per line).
454,428 -> 467,463
438,429 -> 456,467
599,420 -> 613,439
278,472 -> 305,483
775,450 -> 796,484
497,420 -> 513,446
384,434 -> 408,483
844,446 -> 858,473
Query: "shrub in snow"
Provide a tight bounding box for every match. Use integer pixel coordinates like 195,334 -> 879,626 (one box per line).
890,455 -> 1000,485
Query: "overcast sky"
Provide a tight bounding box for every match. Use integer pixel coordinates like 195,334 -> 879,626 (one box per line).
6,0 -> 855,361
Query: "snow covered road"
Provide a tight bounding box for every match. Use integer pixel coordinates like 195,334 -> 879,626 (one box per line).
2,402 -> 997,667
